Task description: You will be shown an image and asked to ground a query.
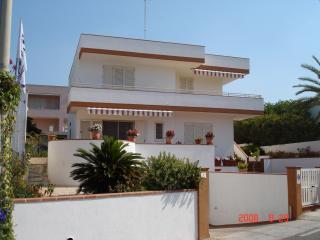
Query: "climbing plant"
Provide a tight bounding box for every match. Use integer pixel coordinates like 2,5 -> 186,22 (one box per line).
0,70 -> 21,240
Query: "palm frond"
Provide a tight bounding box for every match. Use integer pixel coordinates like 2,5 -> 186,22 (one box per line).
312,55 -> 320,67
297,77 -> 320,86
301,64 -> 320,78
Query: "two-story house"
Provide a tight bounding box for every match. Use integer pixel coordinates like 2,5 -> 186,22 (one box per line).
27,84 -> 69,137
67,34 -> 264,158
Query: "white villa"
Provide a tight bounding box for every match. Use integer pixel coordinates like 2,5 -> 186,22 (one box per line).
67,34 -> 263,158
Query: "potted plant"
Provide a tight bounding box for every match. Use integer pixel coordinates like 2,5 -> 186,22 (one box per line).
127,129 -> 139,142
88,123 -> 102,140
237,162 -> 248,172
165,130 -> 175,144
194,137 -> 202,144
205,131 -> 214,145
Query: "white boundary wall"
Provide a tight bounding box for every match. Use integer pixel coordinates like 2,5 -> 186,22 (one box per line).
264,158 -> 320,173
262,140 -> 320,153
48,140 -> 215,186
209,172 -> 288,225
14,191 -> 197,240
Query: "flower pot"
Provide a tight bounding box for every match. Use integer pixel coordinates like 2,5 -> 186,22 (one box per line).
195,139 -> 202,144
127,136 -> 136,142
206,137 -> 213,145
91,131 -> 101,140
48,134 -> 57,141
166,137 -> 173,144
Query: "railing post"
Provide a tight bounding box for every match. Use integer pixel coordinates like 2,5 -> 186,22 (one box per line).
198,168 -> 209,240
287,167 -> 302,220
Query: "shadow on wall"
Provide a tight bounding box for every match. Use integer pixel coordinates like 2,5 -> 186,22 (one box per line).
161,191 -> 195,210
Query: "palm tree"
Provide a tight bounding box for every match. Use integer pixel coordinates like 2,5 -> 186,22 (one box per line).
294,56 -> 320,120
70,136 -> 143,194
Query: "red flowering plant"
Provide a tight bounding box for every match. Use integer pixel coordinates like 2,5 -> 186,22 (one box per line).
127,129 -> 139,137
166,130 -> 175,138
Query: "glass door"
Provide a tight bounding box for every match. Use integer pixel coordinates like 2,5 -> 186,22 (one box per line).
102,121 -> 134,140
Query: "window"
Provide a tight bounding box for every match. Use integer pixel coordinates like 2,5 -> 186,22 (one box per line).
102,121 -> 134,140
155,123 -> 163,140
179,77 -> 193,91
184,123 -> 212,144
109,66 -> 135,87
28,95 -> 60,110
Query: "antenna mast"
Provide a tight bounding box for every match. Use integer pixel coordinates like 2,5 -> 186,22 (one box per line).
144,0 -> 147,39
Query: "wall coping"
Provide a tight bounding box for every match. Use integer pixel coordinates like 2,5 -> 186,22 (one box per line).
49,139 -> 214,146
14,189 -> 196,204
210,171 -> 286,175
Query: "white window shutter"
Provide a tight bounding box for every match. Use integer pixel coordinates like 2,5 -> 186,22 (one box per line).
184,123 -> 195,144
180,78 -> 187,90
113,68 -> 124,86
103,65 -> 112,85
125,68 -> 135,86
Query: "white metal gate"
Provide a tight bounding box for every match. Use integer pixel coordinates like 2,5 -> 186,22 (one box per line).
301,168 -> 320,206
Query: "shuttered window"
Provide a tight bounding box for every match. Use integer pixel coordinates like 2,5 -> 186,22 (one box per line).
109,66 -> 135,87
179,77 -> 193,91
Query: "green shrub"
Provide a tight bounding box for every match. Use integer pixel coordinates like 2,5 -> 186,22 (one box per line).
142,152 -> 201,190
237,162 -> 248,170
71,136 -> 143,194
241,144 -> 265,156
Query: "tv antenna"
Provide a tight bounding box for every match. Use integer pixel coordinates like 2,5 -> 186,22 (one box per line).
144,0 -> 148,39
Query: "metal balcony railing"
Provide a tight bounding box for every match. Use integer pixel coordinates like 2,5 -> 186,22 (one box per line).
70,82 -> 262,99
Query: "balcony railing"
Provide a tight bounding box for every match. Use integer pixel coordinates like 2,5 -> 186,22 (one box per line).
70,82 -> 262,99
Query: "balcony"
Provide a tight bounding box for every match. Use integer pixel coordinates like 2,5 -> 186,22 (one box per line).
68,83 -> 264,116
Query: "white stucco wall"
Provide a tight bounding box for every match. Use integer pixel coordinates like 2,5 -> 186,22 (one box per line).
264,158 -> 320,173
71,110 -> 234,157
209,172 -> 288,225
48,140 -> 214,186
48,140 -> 135,186
14,191 -> 197,240
262,140 -> 320,153
136,144 -> 215,170
69,87 -> 263,112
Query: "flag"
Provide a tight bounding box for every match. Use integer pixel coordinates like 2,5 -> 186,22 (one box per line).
16,20 -> 27,92
13,20 -> 28,157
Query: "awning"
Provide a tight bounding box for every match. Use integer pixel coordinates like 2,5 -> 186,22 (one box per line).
193,69 -> 245,79
87,107 -> 173,117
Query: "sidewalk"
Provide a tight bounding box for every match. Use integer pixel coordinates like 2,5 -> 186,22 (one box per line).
210,209 -> 320,240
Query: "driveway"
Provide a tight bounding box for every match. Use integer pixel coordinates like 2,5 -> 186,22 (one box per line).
210,209 -> 320,240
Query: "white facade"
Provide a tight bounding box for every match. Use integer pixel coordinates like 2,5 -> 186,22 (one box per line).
209,172 -> 288,225
14,191 -> 197,240
68,34 -> 264,158
48,140 -> 215,186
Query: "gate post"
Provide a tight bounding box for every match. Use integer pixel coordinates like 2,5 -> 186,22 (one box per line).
198,168 -> 209,240
287,167 -> 302,220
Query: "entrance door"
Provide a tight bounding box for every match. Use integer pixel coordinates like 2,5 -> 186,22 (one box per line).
80,121 -> 91,139
103,121 -> 134,140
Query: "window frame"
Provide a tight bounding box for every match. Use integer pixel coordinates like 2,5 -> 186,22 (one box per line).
154,122 -> 164,142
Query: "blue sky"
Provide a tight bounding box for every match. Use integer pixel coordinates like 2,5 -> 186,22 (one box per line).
10,0 -> 320,102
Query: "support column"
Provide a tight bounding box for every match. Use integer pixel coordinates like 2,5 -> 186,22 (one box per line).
0,0 -> 13,71
198,168 -> 209,240
287,167 -> 302,220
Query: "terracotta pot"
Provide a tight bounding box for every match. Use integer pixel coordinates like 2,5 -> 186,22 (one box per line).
91,131 -> 101,140
206,137 -> 213,145
195,139 -> 202,144
166,137 -> 173,144
127,136 -> 136,142
48,134 -> 57,141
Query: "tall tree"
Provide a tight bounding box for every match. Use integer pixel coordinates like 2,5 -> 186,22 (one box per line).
294,56 -> 320,119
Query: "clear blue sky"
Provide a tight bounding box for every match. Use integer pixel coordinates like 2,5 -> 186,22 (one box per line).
10,0 -> 320,103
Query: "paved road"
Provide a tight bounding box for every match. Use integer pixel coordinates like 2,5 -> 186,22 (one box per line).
210,209 -> 320,240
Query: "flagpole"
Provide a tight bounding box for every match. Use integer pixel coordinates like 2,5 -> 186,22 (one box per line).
0,0 -> 13,71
